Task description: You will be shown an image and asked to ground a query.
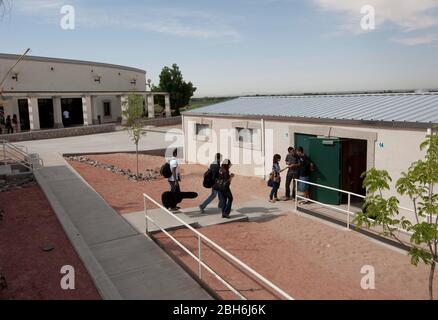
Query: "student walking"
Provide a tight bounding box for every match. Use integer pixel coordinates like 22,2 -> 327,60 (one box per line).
284,147 -> 300,201
199,153 -> 223,213
268,154 -> 287,203
168,148 -> 181,194
214,159 -> 234,218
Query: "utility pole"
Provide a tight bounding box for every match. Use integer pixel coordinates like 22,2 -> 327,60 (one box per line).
0,48 -> 31,94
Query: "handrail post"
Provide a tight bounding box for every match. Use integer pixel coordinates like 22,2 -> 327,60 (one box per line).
294,179 -> 298,212
198,235 -> 202,280
347,193 -> 351,230
144,196 -> 149,235
2,142 -> 6,166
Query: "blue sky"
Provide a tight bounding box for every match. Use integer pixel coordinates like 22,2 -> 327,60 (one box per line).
1,0 -> 438,96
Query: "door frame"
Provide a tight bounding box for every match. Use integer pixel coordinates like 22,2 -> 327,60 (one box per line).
289,124 -> 377,171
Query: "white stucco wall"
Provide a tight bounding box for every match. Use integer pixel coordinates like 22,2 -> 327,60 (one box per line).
0,54 -> 146,126
183,114 -> 430,217
0,55 -> 146,92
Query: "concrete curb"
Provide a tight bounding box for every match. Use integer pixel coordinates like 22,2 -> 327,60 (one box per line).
34,170 -> 123,300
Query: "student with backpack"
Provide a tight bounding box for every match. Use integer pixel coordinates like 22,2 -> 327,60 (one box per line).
268,154 -> 288,203
214,159 -> 234,218
199,153 -> 223,213
160,149 -> 181,210
168,148 -> 181,193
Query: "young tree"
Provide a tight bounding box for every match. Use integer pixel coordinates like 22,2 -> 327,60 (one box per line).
153,64 -> 196,115
354,127 -> 438,299
122,94 -> 145,176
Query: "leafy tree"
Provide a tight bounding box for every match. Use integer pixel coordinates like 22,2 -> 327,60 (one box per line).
354,127 -> 438,299
122,94 -> 146,176
153,64 -> 196,115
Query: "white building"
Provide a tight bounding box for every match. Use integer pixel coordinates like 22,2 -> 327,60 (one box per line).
182,93 -> 438,216
0,53 -> 170,131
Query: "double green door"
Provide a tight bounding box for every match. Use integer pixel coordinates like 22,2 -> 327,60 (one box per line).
295,134 -> 342,205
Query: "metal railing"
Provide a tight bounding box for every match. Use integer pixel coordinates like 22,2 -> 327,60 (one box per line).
143,193 -> 294,300
294,178 -> 416,234
1,140 -> 43,171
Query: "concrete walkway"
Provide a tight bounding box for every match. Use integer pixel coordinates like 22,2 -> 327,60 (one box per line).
124,199 -> 290,234
25,130 -> 211,300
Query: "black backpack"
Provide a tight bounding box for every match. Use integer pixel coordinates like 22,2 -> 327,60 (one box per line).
160,162 -> 172,178
203,168 -> 214,189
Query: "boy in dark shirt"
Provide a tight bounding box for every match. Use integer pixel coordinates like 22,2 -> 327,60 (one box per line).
284,147 -> 300,200
296,146 -> 314,204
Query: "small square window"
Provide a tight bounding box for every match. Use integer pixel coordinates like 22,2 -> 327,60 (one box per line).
103,102 -> 111,116
236,127 -> 253,144
196,123 -> 210,136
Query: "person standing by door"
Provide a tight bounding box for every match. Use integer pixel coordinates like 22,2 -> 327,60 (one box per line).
268,154 -> 288,203
296,146 -> 314,204
63,109 -> 70,127
284,147 -> 300,201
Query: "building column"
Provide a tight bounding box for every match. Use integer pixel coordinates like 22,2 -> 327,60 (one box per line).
147,94 -> 155,118
120,95 -> 129,125
82,95 -> 94,126
53,97 -> 64,128
27,97 -> 40,130
165,94 -> 171,117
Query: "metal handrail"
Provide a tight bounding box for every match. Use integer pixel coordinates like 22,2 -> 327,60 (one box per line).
1,140 -> 42,171
0,140 -> 29,157
294,179 -> 416,234
143,193 -> 294,300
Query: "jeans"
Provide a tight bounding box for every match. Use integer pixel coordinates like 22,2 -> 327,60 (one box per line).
200,189 -> 219,210
218,189 -> 233,216
270,182 -> 280,200
298,176 -> 310,192
285,171 -> 299,198
168,180 -> 181,193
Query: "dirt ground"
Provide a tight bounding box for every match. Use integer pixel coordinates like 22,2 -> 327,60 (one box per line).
0,185 -> 101,300
68,153 -> 438,300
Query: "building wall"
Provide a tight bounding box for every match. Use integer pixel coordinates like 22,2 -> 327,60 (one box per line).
0,55 -> 146,92
183,114 -> 430,216
0,55 -> 146,126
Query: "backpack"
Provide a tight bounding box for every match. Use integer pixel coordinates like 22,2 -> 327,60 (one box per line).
160,162 -> 172,178
203,168 -> 214,189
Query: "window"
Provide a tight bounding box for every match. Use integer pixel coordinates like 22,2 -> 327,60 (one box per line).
236,127 -> 254,144
103,102 -> 111,117
196,123 -> 210,137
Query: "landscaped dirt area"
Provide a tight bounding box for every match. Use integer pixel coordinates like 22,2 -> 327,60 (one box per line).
68,153 -> 438,300
0,185 -> 101,300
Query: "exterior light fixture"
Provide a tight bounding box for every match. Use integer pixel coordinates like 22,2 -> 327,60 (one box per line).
94,75 -> 101,83
130,79 -> 137,85
11,73 -> 18,81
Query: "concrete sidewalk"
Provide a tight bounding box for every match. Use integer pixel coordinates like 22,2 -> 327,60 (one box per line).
26,130 -> 211,300
123,199 -> 290,234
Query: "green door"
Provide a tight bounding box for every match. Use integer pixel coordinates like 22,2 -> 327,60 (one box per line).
309,137 -> 342,205
294,133 -> 315,156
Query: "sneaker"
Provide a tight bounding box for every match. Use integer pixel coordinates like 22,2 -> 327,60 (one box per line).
199,205 -> 205,214
170,206 -> 180,211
